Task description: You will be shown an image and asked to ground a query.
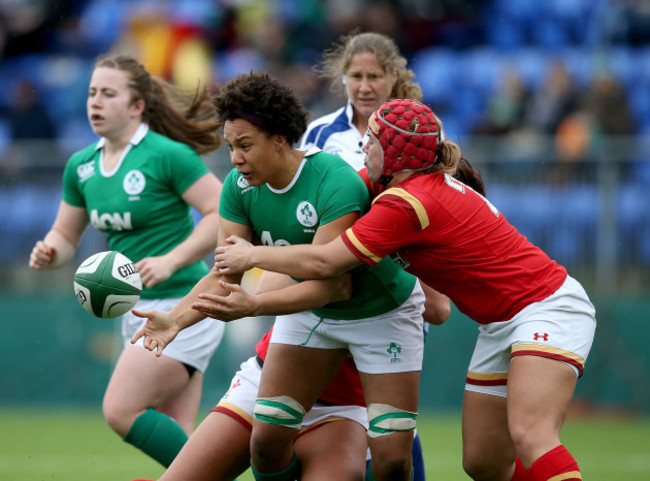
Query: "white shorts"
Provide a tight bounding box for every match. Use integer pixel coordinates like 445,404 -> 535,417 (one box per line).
213,356 -> 368,433
123,297 -> 226,373
465,275 -> 596,397
270,284 -> 425,374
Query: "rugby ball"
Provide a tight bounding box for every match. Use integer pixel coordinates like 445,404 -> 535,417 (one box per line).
73,251 -> 142,319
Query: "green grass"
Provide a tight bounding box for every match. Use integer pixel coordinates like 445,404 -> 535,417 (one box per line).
0,409 -> 648,480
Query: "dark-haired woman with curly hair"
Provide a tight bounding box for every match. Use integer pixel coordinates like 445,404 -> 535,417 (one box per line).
132,71 -> 430,481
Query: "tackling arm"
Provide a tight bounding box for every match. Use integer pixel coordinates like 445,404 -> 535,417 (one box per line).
215,234 -> 361,279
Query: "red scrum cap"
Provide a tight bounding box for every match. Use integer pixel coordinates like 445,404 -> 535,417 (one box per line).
368,99 -> 441,184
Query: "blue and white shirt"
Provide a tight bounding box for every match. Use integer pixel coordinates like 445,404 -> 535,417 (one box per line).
299,102 -> 369,171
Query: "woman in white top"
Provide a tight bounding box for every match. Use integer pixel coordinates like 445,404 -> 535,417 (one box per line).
299,31 -> 431,481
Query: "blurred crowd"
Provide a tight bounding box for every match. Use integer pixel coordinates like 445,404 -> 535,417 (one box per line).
0,0 -> 648,158
1,0 -> 650,272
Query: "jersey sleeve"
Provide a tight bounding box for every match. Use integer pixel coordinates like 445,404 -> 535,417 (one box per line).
165,142 -> 211,196
61,154 -> 86,208
357,168 -> 384,199
317,162 -> 369,225
342,188 -> 428,266
218,169 -> 251,226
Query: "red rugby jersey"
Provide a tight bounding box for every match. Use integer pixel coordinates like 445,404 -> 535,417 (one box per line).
342,172 -> 567,324
256,329 -> 365,407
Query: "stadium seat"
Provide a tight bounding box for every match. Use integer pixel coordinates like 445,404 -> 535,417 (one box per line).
531,18 -> 570,51
484,19 -> 525,51
411,48 -> 458,104
510,48 -> 549,90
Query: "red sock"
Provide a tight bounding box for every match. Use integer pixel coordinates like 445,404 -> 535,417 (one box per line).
511,457 -> 531,481
527,445 -> 581,481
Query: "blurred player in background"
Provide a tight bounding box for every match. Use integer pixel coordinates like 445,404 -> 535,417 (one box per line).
215,98 -> 597,481
131,71 -> 431,481
28,54 -> 225,467
301,31 -> 422,171
299,31 -> 443,481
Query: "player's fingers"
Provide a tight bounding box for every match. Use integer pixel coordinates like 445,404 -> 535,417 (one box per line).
130,332 -> 141,345
131,308 -> 150,319
218,280 -> 241,292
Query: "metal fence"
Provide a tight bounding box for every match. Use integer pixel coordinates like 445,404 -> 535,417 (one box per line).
1,135 -> 648,295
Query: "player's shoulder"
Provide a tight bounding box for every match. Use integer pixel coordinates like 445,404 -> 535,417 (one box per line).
373,179 -> 430,210
305,106 -> 348,130
68,142 -> 100,165
304,148 -> 354,174
142,130 -> 195,155
67,141 -> 99,169
302,106 -> 351,145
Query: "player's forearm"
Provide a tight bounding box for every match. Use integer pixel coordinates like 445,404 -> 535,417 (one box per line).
169,268 -> 239,328
164,212 -> 220,271
42,229 -> 78,268
249,245 -> 338,279
252,278 -> 343,316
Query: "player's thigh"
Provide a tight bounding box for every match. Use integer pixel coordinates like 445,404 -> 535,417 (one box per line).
507,355 -> 577,446
358,371 -> 420,411
104,344 -> 190,412
160,411 -> 251,481
296,420 -> 367,481
259,343 -> 347,407
462,390 -> 514,469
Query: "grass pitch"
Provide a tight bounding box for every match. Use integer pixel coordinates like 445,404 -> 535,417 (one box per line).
0,409 -> 648,480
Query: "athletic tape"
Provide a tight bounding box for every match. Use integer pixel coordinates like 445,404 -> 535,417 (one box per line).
254,395 -> 306,429
367,402 -> 417,438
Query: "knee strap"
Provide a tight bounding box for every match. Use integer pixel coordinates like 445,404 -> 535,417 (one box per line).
367,403 -> 417,438
254,395 -> 306,429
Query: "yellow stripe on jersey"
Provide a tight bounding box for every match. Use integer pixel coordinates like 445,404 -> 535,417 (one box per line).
548,472 -> 582,481
466,371 -> 508,382
512,344 -> 586,369
345,228 -> 383,263
373,188 -> 430,229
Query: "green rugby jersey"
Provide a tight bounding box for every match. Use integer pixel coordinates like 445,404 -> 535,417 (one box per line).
62,125 -> 211,299
219,149 -> 416,320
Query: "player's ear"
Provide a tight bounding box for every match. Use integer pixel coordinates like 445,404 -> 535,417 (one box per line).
132,98 -> 146,117
272,133 -> 287,151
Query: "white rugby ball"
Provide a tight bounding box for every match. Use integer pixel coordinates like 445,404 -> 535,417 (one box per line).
73,251 -> 142,319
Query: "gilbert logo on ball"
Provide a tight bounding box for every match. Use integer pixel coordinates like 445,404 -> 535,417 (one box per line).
73,251 -> 142,319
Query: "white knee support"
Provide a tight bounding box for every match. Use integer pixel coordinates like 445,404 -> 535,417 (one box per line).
254,395 -> 306,429
367,403 -> 417,438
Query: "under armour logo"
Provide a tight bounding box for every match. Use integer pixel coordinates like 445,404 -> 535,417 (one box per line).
533,333 -> 549,341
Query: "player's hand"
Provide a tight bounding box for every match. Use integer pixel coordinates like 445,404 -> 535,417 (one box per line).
191,280 -> 260,321
136,255 -> 175,288
330,273 -> 353,303
214,236 -> 254,274
29,241 -> 56,270
130,309 -> 180,356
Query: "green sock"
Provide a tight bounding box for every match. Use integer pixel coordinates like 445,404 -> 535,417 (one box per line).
123,408 -> 188,467
250,451 -> 298,481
